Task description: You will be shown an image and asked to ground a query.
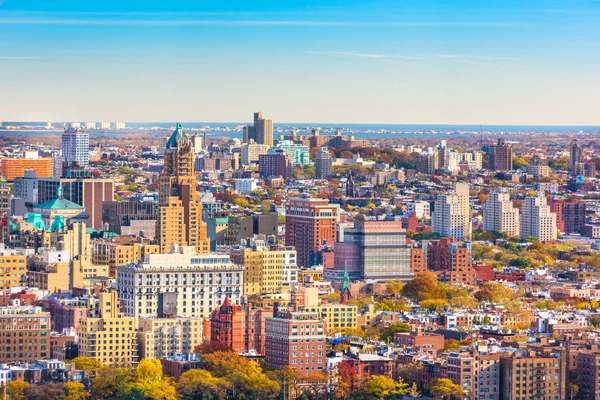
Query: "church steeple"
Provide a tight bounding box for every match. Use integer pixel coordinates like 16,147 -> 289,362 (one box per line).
340,265 -> 352,304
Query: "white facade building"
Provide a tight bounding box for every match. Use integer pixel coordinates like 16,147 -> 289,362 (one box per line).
520,193 -> 557,242
116,246 -> 244,319
61,123 -> 89,167
483,190 -> 520,237
432,183 -> 471,240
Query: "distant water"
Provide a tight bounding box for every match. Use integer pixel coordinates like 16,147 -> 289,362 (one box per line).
1,122 -> 599,140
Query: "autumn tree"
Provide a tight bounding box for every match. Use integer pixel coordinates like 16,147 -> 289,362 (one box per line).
202,351 -> 280,399
177,369 -> 229,400
72,356 -> 103,376
91,366 -> 139,400
132,359 -> 178,400
407,382 -> 421,398
6,380 -> 30,400
355,376 -> 410,399
63,382 -> 87,400
429,378 -> 461,399
379,322 -> 411,343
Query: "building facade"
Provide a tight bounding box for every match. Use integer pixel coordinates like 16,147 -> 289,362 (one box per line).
265,311 -> 326,376
116,246 -> 244,319
285,197 -> 339,268
483,190 -> 520,237
158,123 -> 210,254
520,193 -> 557,242
61,123 -> 90,167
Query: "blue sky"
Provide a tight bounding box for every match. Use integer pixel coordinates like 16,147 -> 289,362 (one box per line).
1,0 -> 599,124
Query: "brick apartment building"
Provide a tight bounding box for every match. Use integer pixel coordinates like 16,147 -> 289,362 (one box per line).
210,297 -> 270,354
265,310 -> 326,376
285,197 -> 339,268
0,303 -> 51,363
427,238 -> 476,285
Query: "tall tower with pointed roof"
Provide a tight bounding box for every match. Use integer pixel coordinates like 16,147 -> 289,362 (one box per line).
158,123 -> 209,254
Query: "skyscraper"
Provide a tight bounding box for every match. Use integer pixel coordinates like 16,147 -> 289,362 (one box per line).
158,123 -> 210,254
243,112 -> 273,146
520,193 -> 557,242
315,147 -> 333,179
285,197 -> 339,268
432,182 -> 472,241
61,123 -> 89,167
570,139 -> 582,172
483,189 -> 520,237
488,138 -> 513,171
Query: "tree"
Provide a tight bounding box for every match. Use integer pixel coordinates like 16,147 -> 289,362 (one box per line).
508,257 -> 532,269
72,356 -> 103,375
386,280 -> 404,295
132,359 -> 178,400
379,322 -> 411,343
408,382 -> 421,398
357,376 -> 409,399
23,382 -> 67,400
6,380 -> 30,400
266,367 -> 301,400
402,272 -> 441,302
202,351 -> 280,399
444,339 -> 461,353
177,369 -> 229,400
63,382 -> 87,400
92,366 -> 138,400
428,378 -> 461,399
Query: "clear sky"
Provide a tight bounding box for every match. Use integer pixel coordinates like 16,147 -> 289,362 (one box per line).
1,0 -> 599,125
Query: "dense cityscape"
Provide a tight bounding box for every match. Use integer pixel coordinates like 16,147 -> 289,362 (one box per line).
0,114 -> 599,400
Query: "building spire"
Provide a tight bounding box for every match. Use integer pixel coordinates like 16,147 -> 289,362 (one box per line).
340,264 -> 352,304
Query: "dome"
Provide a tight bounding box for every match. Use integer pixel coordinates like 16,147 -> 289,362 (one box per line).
228,138 -> 241,145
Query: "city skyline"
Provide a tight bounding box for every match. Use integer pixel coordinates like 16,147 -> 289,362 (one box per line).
1,0 -> 600,124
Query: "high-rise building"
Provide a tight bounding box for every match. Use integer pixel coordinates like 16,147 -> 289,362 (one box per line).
570,139 -> 582,172
243,112 -> 273,147
158,123 -> 210,254
315,147 -> 333,179
285,197 -> 340,268
0,303 -> 51,363
520,193 -> 557,242
432,182 -> 472,241
258,149 -> 292,181
0,176 -> 9,243
426,238 -> 475,285
230,237 -> 298,296
116,246 -> 244,319
488,138 -> 513,171
333,220 -> 412,281
483,189 -> 520,237
77,292 -> 138,367
114,122 -> 126,130
61,123 -> 90,167
99,122 -> 111,129
265,311 -> 326,376
551,200 -> 586,235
